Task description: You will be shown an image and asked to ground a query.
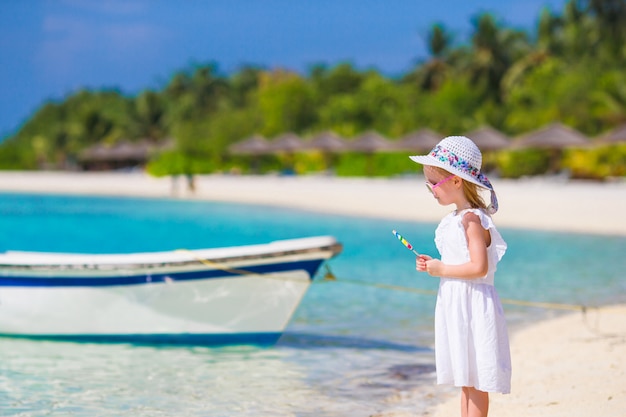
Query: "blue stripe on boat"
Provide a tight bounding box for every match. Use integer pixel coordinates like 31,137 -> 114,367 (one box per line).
0,259 -> 323,287
0,332 -> 282,346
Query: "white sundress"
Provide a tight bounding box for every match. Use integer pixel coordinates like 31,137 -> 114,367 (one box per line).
433,208 -> 512,394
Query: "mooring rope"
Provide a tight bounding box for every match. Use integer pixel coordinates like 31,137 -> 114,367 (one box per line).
175,249 -> 313,282
320,265 -> 589,313
177,251 -> 589,313
175,249 -> 256,277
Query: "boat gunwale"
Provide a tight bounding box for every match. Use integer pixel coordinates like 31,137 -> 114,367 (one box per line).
0,243 -> 343,273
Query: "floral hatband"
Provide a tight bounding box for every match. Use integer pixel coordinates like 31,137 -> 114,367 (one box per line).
429,145 -> 493,190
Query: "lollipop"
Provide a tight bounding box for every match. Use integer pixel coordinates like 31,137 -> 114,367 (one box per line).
392,230 -> 420,256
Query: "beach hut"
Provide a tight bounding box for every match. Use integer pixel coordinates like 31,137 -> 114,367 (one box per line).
79,144 -> 111,170
307,131 -> 347,172
345,131 -> 393,176
513,123 -> 590,175
514,123 -> 590,149
463,126 -> 510,174
268,132 -> 304,174
394,129 -> 441,152
79,140 -> 157,171
110,141 -> 151,161
464,126 -> 510,151
268,132 -> 304,153
229,135 -> 272,155
346,130 -> 393,153
307,131 -> 347,152
598,124 -> 626,143
229,135 -> 274,174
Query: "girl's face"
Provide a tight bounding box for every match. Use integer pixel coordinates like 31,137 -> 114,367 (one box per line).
423,166 -> 459,206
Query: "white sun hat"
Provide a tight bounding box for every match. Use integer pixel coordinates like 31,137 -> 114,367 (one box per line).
409,135 -> 499,214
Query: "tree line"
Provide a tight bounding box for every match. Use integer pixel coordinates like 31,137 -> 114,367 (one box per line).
0,0 -> 624,178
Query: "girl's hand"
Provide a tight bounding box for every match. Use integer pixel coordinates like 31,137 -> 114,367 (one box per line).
424,259 -> 444,277
416,254 -> 432,272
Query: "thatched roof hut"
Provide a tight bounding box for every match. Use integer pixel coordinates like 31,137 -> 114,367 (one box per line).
394,129 -> 441,152
307,131 -> 347,152
79,139 -> 160,170
346,130 -> 393,152
229,135 -> 271,155
268,132 -> 304,153
514,123 -> 590,149
465,126 -> 510,151
598,124 -> 626,143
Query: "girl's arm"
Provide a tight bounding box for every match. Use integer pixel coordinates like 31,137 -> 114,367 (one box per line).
419,212 -> 490,279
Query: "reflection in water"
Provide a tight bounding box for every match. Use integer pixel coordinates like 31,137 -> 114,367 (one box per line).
0,337 -> 440,416
278,331 -> 429,352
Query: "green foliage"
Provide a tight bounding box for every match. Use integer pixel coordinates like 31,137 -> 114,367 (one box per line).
414,77 -> 482,133
504,59 -> 604,134
146,150 -> 216,176
495,149 -> 552,178
0,139 -> 37,170
309,63 -> 366,102
292,152 -> 327,174
562,144 -> 626,179
228,155 -> 283,175
590,69 -> 626,126
130,90 -> 168,140
146,151 -> 187,177
335,153 -> 371,176
257,70 -> 316,136
335,152 -> 417,177
6,89 -> 134,168
315,71 -> 409,138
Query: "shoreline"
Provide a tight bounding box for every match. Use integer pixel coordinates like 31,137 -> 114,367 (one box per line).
0,171 -> 625,236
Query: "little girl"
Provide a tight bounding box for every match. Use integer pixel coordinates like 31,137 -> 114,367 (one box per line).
410,136 -> 511,417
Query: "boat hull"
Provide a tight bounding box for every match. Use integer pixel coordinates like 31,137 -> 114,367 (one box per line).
0,237 -> 340,345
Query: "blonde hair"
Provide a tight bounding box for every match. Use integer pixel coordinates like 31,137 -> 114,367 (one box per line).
428,166 -> 488,210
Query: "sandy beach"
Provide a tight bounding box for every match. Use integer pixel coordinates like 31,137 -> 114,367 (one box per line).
0,170 -> 624,416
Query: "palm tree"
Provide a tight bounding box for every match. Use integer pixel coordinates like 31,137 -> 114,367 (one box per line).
164,64 -> 230,122
422,24 -> 453,91
191,64 -> 229,113
131,91 -> 168,141
587,0 -> 626,60
562,1 -> 599,59
229,66 -> 263,108
309,63 -> 366,108
403,23 -> 453,91
501,10 -> 554,100
466,13 -> 530,102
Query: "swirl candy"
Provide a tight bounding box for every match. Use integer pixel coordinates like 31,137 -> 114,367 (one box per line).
392,230 -> 419,256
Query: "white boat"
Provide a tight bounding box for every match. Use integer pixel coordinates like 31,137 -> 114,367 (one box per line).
0,236 -> 342,346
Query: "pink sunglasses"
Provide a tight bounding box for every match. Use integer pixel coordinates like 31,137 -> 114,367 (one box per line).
425,174 -> 455,194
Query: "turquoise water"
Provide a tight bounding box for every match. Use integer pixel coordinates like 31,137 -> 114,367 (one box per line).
0,192 -> 624,416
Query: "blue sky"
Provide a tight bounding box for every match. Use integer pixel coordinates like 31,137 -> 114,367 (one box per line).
0,0 -> 568,139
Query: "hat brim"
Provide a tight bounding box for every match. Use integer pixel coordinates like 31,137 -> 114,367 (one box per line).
409,155 -> 492,191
